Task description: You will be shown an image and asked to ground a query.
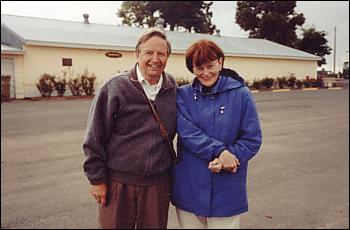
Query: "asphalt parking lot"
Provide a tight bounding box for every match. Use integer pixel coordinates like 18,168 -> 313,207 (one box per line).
1,88 -> 349,229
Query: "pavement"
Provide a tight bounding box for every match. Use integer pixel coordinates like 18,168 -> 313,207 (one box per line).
1,88 -> 349,229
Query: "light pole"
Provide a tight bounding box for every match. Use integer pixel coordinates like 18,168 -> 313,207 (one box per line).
333,26 -> 336,74
344,51 -> 349,79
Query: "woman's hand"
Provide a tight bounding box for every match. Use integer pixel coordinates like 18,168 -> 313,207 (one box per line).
219,150 -> 240,173
208,158 -> 223,173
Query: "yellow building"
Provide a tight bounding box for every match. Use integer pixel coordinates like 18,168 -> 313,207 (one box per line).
1,14 -> 321,99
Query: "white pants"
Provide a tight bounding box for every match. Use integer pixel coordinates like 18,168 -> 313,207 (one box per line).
176,208 -> 240,229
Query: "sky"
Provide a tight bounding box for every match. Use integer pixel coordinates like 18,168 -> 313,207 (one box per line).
1,1 -> 349,73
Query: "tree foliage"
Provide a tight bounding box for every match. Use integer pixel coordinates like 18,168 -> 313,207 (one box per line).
296,27 -> 332,66
235,1 -> 331,66
117,1 -> 216,34
235,1 -> 305,47
117,1 -> 155,28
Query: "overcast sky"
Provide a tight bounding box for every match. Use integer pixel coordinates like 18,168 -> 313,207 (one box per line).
1,1 -> 349,72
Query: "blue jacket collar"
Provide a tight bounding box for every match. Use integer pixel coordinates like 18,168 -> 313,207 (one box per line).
192,74 -> 245,95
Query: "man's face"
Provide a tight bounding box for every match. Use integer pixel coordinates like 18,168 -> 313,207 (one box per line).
136,36 -> 169,83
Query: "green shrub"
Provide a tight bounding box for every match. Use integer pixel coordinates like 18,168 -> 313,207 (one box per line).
261,77 -> 275,89
53,77 -> 67,96
286,75 -> 297,88
36,73 -> 56,97
313,78 -> 323,88
296,80 -> 303,88
67,69 -> 97,96
303,79 -> 312,88
303,76 -> 321,88
277,77 -> 287,89
81,69 -> 97,95
176,78 -> 191,87
68,76 -> 83,96
252,79 -> 262,89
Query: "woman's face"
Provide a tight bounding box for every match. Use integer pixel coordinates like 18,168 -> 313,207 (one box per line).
193,58 -> 222,87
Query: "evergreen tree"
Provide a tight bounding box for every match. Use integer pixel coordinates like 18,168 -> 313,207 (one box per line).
296,27 -> 332,66
235,1 -> 331,65
235,1 -> 304,47
117,1 -> 216,34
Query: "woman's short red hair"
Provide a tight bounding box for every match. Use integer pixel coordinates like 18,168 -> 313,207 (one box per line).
185,39 -> 225,73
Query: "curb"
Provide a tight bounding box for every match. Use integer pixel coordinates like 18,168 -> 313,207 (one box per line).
327,87 -> 343,90
251,87 -> 345,93
302,87 -> 318,91
1,95 -> 95,103
273,89 -> 291,92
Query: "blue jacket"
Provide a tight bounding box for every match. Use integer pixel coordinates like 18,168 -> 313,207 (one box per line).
171,72 -> 262,217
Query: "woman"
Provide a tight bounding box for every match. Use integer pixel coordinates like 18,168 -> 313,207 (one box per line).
172,39 -> 262,229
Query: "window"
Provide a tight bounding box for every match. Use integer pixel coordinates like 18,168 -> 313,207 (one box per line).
62,58 -> 72,66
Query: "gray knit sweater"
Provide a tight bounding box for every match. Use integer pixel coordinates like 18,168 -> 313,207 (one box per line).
83,66 -> 177,185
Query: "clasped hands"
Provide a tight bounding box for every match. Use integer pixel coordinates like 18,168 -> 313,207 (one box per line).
208,150 -> 240,173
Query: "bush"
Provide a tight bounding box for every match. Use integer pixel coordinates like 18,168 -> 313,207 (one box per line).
313,78 -> 323,88
252,79 -> 262,89
296,80 -> 303,88
303,76 -> 322,88
36,73 -> 56,97
277,77 -> 287,89
261,77 -> 275,89
286,75 -> 297,88
68,76 -> 83,96
176,78 -> 191,87
81,69 -> 97,95
303,79 -> 312,88
53,78 -> 67,96
66,69 -> 97,96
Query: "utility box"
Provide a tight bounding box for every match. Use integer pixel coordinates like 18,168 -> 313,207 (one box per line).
1,75 -> 11,101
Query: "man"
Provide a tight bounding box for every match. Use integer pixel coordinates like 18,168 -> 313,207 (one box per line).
82,28 -> 177,229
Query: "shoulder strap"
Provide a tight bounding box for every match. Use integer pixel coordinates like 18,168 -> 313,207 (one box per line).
140,87 -> 178,164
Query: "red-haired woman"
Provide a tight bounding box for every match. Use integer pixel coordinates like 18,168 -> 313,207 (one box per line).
172,39 -> 262,229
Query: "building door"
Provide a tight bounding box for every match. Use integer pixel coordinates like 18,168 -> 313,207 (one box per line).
1,58 -> 15,98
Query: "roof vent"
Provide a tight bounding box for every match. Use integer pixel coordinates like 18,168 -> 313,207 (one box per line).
214,29 -> 221,37
83,14 -> 90,24
155,17 -> 165,30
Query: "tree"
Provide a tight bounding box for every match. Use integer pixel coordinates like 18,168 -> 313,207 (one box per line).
117,1 -> 216,34
296,27 -> 332,66
117,1 -> 155,28
235,1 -> 331,66
235,1 -> 305,47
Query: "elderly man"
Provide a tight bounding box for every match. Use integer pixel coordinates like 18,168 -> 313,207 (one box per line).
82,28 -> 177,229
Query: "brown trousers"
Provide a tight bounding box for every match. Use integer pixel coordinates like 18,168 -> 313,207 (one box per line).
99,179 -> 171,229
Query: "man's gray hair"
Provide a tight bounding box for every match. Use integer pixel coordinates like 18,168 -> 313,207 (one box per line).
135,28 -> 171,56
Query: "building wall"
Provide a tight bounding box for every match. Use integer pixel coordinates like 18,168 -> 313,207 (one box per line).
163,54 -> 318,84
23,45 -> 136,97
1,54 -> 25,99
224,56 -> 318,82
17,45 -> 318,98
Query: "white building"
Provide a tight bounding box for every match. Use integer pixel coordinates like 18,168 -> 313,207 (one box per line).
1,14 -> 321,99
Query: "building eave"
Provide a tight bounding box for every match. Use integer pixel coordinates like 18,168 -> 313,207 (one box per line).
24,40 -> 322,62
25,40 -> 135,52
172,49 -> 321,61
1,50 -> 24,55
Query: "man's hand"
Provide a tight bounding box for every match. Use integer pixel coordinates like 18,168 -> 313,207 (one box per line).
219,150 -> 240,173
208,158 -> 222,173
91,183 -> 107,206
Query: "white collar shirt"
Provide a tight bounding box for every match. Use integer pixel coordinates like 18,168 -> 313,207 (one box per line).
136,64 -> 163,101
